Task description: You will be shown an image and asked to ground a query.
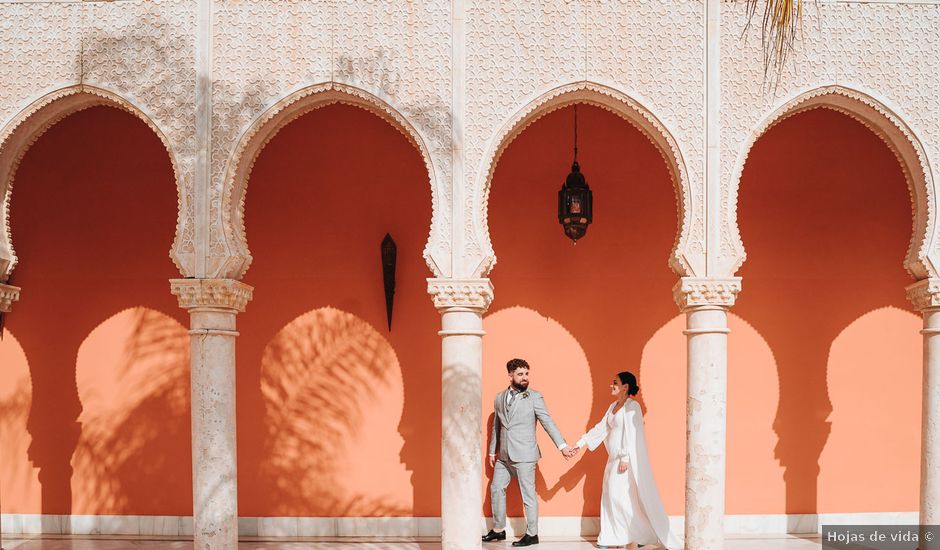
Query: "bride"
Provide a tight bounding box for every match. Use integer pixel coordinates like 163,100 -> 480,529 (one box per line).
570,372 -> 681,549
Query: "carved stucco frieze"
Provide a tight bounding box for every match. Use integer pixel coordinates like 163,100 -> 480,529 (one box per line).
0,1 -> 198,278
427,278 -> 494,312
170,278 -> 253,312
673,277 -> 742,311
720,2 -> 940,280
211,0 -> 452,280
0,282 -> 20,313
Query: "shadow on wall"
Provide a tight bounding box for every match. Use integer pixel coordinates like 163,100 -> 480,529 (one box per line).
259,307 -> 411,516
71,308 -> 190,514
0,329 -> 41,513
238,103 -> 438,516
736,108 -> 921,515
2,105 -> 189,515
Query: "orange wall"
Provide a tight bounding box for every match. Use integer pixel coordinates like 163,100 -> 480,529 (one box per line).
0,106 -> 190,515
236,104 -> 438,517
734,108 -> 920,514
0,104 -> 920,519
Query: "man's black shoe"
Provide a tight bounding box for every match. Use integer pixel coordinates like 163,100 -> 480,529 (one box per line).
512,534 -> 539,546
482,530 -> 506,542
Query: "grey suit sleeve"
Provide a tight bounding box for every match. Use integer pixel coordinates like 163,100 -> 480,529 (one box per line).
489,397 -> 500,455
533,393 -> 567,449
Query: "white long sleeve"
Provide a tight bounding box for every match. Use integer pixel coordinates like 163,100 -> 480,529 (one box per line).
576,403 -> 613,451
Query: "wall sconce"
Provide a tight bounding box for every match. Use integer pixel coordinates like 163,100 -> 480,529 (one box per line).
381,233 -> 397,330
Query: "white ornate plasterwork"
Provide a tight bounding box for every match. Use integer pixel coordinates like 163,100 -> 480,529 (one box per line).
471,82 -> 698,279
427,278 -> 494,312
673,276 -> 742,311
0,85 -> 187,283
723,85 -> 936,280
464,0 -> 704,279
0,0 -> 198,279
211,0 -> 452,280
217,83 -> 448,280
0,282 -> 20,313
170,278 -> 253,312
720,1 -> 940,280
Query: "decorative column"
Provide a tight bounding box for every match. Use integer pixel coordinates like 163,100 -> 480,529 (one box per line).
906,279 -> 940,534
674,277 -> 741,550
0,282 -> 20,314
428,278 -> 494,550
170,278 -> 253,550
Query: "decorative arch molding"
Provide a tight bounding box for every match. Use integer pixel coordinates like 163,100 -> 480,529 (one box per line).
472,81 -> 698,279
218,82 -> 446,281
0,85 -> 189,282
725,85 -> 937,280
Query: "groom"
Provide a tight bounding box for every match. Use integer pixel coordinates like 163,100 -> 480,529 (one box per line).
483,358 -> 577,547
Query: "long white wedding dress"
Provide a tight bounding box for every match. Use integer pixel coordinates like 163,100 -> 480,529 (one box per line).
576,398 -> 681,549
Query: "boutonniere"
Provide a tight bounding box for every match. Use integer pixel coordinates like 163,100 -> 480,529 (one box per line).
521,391 -> 530,399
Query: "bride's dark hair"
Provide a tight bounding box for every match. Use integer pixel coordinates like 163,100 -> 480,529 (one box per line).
617,371 -> 640,396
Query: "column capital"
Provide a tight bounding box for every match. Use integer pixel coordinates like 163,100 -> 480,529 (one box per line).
907,278 -> 940,311
673,277 -> 741,311
0,282 -> 21,313
427,278 -> 493,312
170,278 -> 253,312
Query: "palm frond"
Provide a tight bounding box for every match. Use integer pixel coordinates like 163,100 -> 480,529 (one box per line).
743,0 -> 805,78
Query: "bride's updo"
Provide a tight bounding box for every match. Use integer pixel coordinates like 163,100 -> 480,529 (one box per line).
617,371 -> 640,396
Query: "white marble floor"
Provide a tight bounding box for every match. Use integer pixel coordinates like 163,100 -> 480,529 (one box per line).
0,534 -> 823,549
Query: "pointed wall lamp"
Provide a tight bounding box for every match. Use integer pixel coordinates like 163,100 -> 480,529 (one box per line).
558,104 -> 593,243
381,233 -> 397,330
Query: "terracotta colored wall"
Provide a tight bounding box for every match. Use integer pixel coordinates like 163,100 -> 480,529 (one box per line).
0,103 -> 920,519
0,106 -> 190,515
236,104 -> 438,517
733,108 -> 920,514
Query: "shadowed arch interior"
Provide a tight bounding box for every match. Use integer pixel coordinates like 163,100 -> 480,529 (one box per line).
735,107 -> 920,514
1,105 -> 189,515
237,102 -> 440,516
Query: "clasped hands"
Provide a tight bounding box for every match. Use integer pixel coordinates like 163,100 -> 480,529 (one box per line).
561,445 -> 580,460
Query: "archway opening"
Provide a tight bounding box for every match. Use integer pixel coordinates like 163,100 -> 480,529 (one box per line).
484,103 -> 684,521
0,105 -> 188,516
735,107 -> 921,515
238,102 -> 438,517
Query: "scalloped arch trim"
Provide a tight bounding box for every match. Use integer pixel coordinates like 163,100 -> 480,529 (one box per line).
219,82 -> 444,280
0,85 -> 188,282
474,81 -> 696,278
726,85 -> 936,279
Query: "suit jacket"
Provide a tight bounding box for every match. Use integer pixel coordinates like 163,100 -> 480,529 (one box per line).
489,388 -> 566,463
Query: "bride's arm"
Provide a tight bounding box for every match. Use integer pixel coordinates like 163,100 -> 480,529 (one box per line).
575,404 -> 613,451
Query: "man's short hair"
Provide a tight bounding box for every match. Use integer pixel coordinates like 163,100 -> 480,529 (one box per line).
506,358 -> 530,373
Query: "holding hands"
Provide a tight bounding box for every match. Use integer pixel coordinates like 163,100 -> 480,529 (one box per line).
562,445 -> 580,460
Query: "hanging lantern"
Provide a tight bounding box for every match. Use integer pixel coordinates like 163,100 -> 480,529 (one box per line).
558,105 -> 593,242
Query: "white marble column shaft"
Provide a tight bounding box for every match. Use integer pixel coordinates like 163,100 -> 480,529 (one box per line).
907,280 -> 940,535
429,278 -> 493,550
675,277 -> 740,550
171,279 -> 253,550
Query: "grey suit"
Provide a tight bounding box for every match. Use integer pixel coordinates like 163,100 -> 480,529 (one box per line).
488,388 -> 566,536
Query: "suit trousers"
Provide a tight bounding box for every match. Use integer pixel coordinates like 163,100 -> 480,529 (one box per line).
490,459 -> 538,536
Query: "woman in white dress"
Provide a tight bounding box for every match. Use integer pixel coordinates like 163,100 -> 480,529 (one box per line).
570,372 -> 681,549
